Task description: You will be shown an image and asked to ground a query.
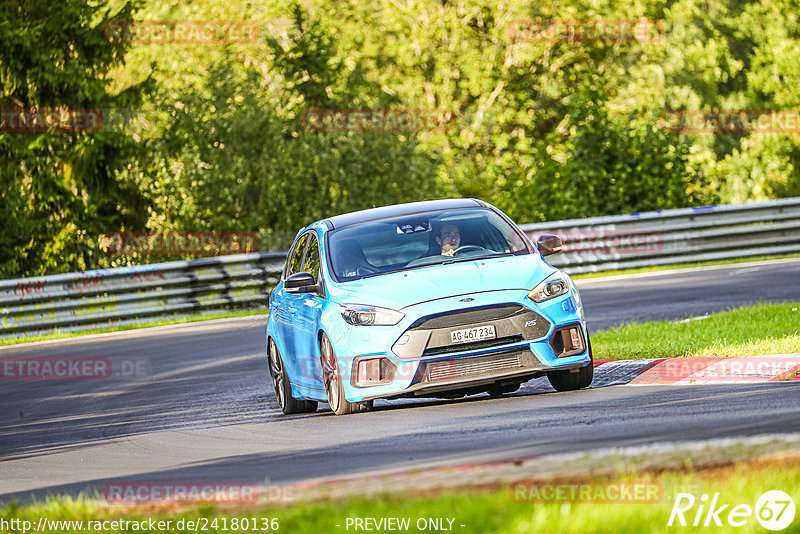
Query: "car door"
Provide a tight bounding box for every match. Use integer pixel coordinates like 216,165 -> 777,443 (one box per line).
288,231 -> 326,387
271,233 -> 309,360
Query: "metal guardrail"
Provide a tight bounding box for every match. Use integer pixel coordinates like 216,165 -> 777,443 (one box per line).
0,253 -> 285,339
519,197 -> 800,274
2,197 -> 799,339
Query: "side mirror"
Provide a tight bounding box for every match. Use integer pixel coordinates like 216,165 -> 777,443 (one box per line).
285,272 -> 320,293
537,234 -> 563,256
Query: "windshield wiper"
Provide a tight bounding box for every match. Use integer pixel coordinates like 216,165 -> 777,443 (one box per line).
445,251 -> 512,264
478,251 -> 513,259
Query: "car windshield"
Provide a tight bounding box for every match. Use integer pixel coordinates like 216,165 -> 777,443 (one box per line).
326,208 -> 531,282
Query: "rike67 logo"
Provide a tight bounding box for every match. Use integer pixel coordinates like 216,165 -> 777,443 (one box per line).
669,490 -> 795,531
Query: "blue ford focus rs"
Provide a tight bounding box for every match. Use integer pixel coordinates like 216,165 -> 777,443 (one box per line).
266,199 -> 593,415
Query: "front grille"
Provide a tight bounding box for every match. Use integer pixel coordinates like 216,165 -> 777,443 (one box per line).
393,303 -> 551,359
408,303 -> 525,330
422,335 -> 524,357
421,349 -> 541,383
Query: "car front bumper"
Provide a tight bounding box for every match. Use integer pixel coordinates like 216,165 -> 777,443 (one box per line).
324,288 -> 591,403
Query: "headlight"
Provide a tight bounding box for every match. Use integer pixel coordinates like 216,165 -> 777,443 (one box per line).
528,272 -> 570,303
341,304 -> 405,326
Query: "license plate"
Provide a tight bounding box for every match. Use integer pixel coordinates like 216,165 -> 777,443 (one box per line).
450,325 -> 496,344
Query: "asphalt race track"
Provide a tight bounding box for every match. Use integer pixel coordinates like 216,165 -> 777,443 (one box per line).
1,259 -> 799,503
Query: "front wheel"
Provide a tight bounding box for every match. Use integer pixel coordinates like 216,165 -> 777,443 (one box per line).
547,339 -> 594,391
320,334 -> 373,415
268,339 -> 318,414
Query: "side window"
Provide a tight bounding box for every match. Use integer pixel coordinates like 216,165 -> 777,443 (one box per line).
285,233 -> 309,278
301,233 -> 321,279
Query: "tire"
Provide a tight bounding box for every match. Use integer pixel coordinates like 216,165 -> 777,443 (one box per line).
486,382 -> 521,397
268,339 -> 318,414
320,334 -> 373,415
547,338 -> 594,392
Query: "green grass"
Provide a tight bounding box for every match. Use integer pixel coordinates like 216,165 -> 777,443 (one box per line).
572,253 -> 800,279
2,457 -> 798,533
592,301 -> 800,360
0,309 -> 267,347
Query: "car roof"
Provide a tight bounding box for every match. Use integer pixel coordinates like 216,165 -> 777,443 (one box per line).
323,198 -> 488,229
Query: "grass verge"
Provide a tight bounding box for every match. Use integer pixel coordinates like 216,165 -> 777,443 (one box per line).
592,301 -> 800,360
2,455 -> 798,533
0,310 -> 267,347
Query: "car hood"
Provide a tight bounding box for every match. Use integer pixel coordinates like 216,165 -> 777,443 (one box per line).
327,254 -> 557,309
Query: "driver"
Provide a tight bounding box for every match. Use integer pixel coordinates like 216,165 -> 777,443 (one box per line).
436,224 -> 461,256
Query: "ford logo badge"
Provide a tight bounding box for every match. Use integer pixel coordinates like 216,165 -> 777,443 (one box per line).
459,297 -> 475,302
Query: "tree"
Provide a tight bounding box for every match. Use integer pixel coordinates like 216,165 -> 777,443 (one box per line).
134,5 -> 439,251
0,0 -> 149,277
501,80 -> 702,221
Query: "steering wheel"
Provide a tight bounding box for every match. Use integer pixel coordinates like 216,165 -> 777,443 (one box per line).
453,245 -> 484,255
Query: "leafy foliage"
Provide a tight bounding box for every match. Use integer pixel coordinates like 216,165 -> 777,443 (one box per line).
133,8 -> 439,251
2,0 -> 799,277
501,81 -> 701,222
0,0 -> 148,276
